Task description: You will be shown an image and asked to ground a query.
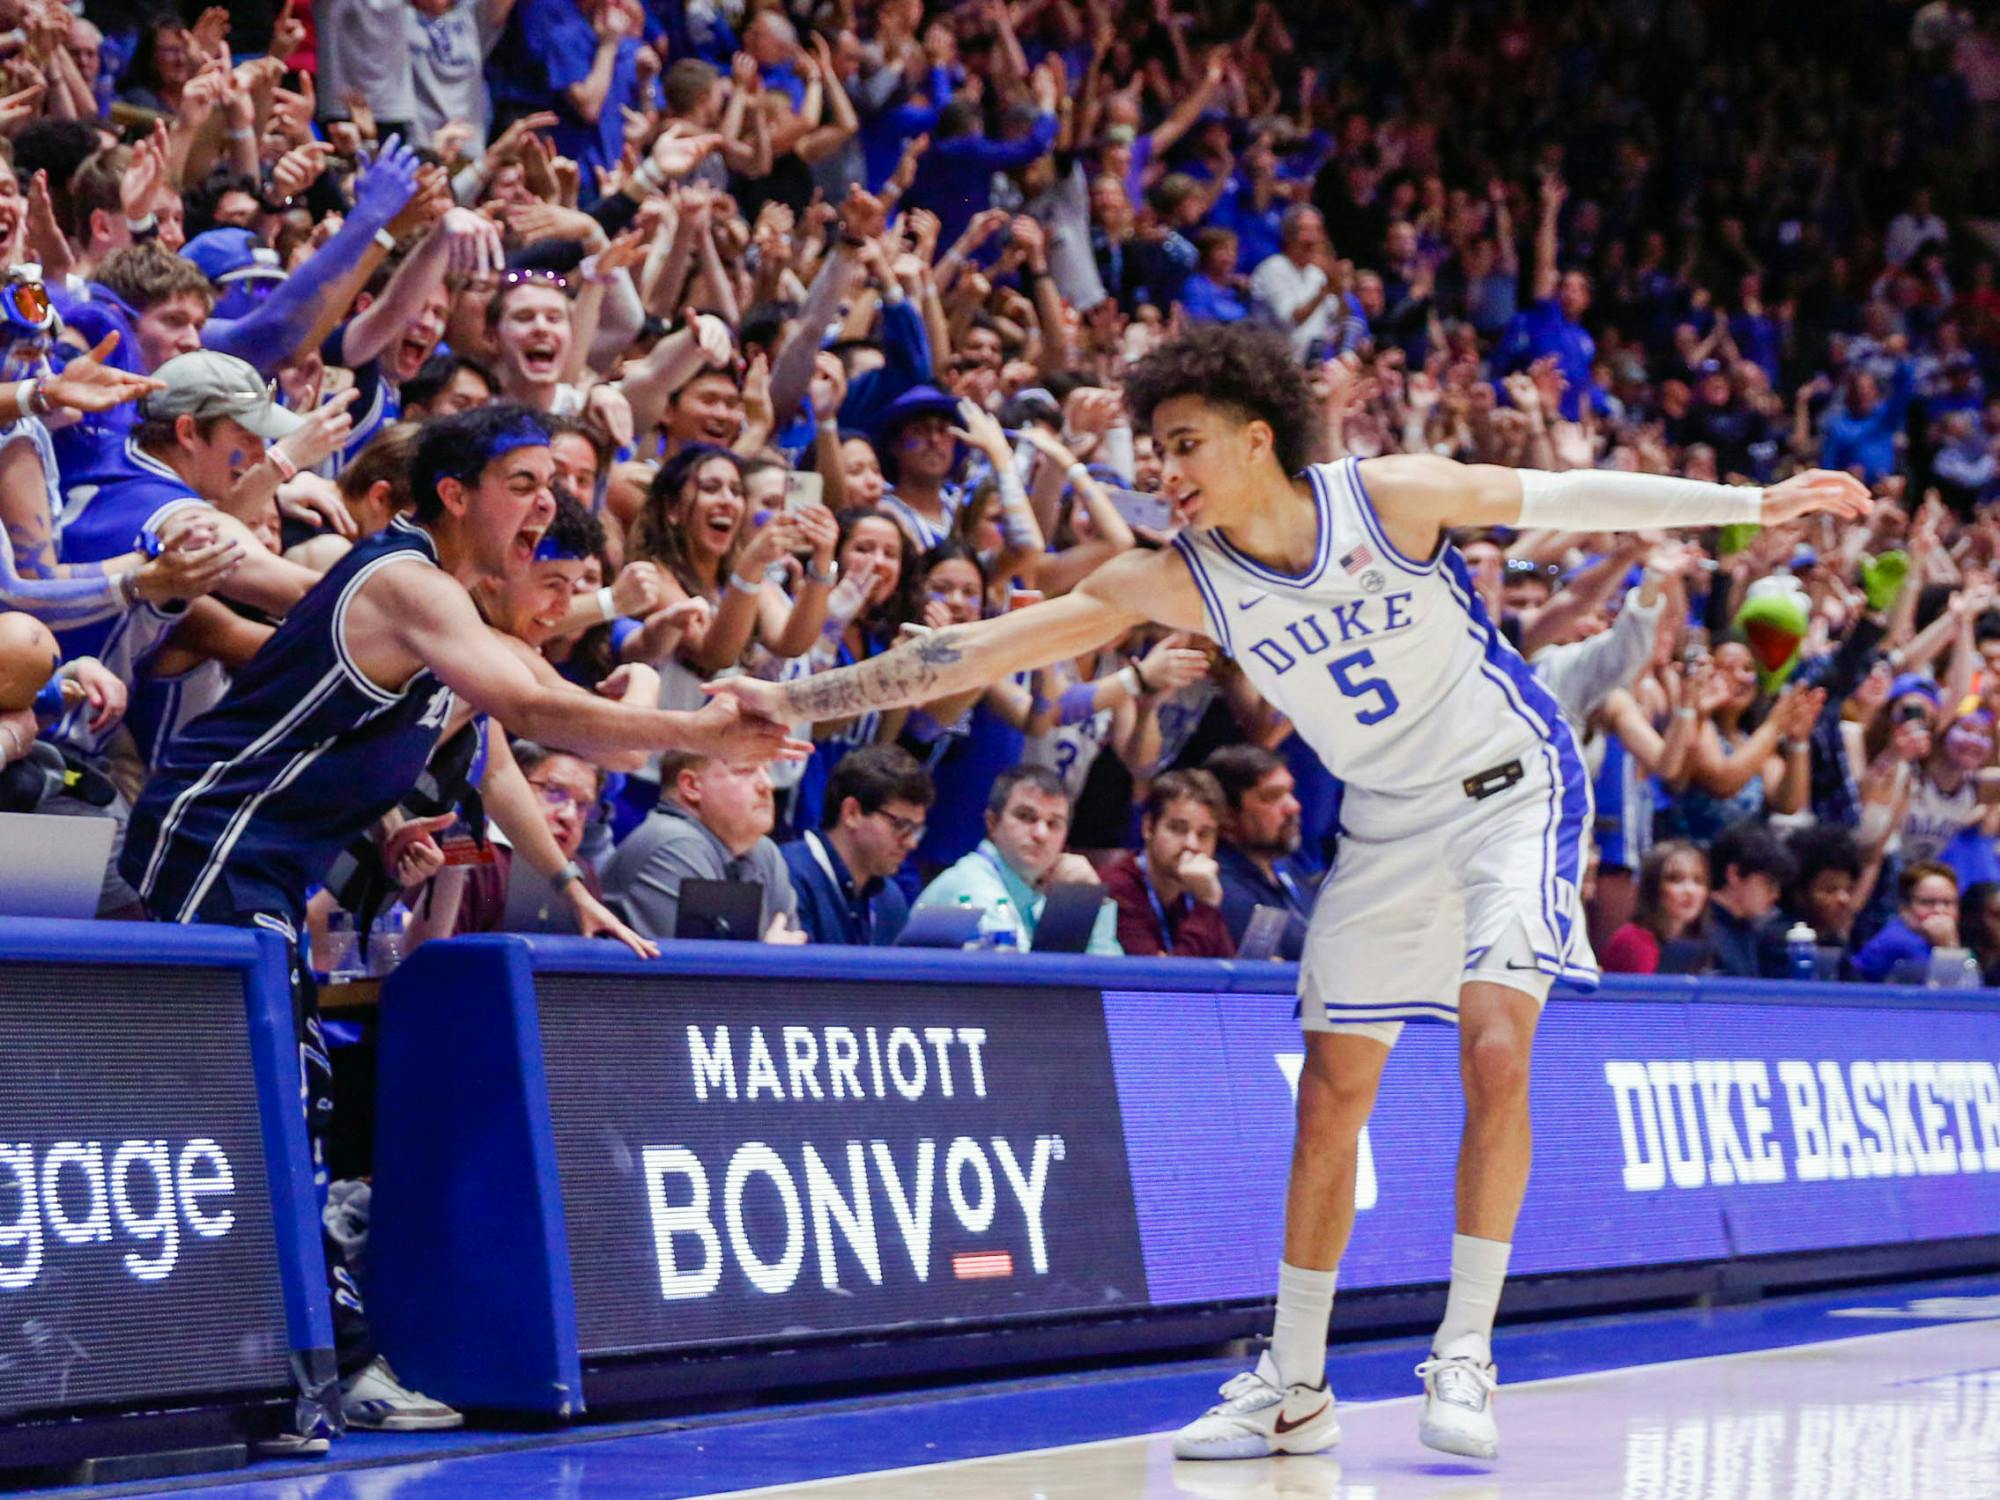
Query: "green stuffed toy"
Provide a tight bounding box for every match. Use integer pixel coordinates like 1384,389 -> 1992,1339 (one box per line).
1733,576 -> 1812,690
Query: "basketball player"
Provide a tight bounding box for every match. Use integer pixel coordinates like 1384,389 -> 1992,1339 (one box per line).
707,325 -> 1867,1462
122,402 -> 801,1444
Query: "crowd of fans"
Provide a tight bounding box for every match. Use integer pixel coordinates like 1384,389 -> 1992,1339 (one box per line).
0,0 -> 1998,988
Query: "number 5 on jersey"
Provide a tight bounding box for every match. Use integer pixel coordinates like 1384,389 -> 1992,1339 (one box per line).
1329,649 -> 1399,725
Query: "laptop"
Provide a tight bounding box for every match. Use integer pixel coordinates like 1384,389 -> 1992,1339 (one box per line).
894,904 -> 984,948
0,812 -> 114,919
1030,882 -> 1107,954
500,860 -> 582,935
674,879 -> 765,941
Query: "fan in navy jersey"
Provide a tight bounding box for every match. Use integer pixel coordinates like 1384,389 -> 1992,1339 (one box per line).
707,324 -> 1871,1467
122,403 -> 803,1447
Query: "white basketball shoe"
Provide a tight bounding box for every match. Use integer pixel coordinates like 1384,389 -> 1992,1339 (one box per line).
1415,1348 -> 1499,1460
1172,1351 -> 1341,1460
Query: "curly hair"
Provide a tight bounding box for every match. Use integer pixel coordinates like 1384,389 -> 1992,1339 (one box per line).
1122,323 -> 1316,477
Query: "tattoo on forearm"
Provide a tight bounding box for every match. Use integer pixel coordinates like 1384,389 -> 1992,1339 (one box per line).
782,626 -> 970,719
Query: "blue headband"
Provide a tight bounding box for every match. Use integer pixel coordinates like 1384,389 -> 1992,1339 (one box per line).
481,422 -> 551,466
532,531 -> 588,563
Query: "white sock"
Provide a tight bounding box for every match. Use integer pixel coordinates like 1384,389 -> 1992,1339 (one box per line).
1434,1233 -> 1511,1364
1270,1260 -> 1337,1389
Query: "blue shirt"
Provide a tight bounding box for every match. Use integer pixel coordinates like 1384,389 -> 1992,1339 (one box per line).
490,0 -> 640,178
1820,362 -> 1915,483
904,114 -> 1059,254
1180,273 -> 1250,324
1851,916 -> 1938,983
780,830 -> 910,946
1497,297 -> 1603,421
1214,840 -> 1319,961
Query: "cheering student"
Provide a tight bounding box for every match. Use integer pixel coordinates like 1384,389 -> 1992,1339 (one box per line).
122,403 -> 801,1450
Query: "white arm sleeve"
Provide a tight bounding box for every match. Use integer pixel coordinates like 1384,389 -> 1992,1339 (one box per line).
1515,468 -> 1763,532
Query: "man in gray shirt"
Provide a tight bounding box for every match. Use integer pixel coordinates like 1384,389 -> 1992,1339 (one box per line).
603,750 -> 803,942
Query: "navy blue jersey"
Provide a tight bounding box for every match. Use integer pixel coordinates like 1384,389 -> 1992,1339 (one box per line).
322,320 -> 401,476
123,516 -> 458,923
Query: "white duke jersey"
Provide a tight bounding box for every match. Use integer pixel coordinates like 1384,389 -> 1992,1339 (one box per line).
1172,457 -> 1574,797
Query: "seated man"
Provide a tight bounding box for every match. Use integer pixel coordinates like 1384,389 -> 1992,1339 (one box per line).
407,739 -> 609,938
1853,860 -> 1968,983
781,745 -> 932,946
914,764 -> 1120,954
1103,769 -> 1236,957
1205,744 -> 1321,959
1706,818 -> 1795,979
604,750 -> 802,941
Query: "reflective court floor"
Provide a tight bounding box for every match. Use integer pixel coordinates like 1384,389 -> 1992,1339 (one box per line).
43,1274 -> 2000,1500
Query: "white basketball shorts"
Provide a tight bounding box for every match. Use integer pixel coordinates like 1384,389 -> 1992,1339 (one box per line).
1298,744 -> 1599,1046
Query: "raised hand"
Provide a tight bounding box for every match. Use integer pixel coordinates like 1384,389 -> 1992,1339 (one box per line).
268,0 -> 305,58
119,122 -> 169,223
651,122 -> 725,180
438,204 -> 506,276
353,134 -> 422,222
277,474 -> 360,537
609,559 -> 667,618
41,333 -> 164,412
948,396 -> 1012,463
809,350 -> 848,419
274,387 -> 361,473
1137,631 -> 1209,694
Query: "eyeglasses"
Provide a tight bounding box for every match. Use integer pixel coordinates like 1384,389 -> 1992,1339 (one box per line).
530,779 -> 595,812
871,808 -> 926,842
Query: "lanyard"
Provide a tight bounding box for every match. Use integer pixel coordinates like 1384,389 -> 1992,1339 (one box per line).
806,831 -> 873,943
1137,854 -> 1183,942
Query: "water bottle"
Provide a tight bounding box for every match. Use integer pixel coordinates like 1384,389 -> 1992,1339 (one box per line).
366,902 -> 411,976
324,910 -> 365,983
1784,922 -> 1818,982
1927,946 -> 1982,990
977,896 -> 1021,952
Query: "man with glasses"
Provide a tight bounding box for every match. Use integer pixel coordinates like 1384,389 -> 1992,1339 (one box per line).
781,744 -> 933,945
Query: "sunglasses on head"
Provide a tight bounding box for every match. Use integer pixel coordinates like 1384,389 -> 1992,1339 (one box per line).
501,268 -> 571,293
0,270 -> 52,337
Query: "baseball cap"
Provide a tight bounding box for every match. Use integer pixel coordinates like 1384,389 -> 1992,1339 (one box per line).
141,351 -> 304,441
182,228 -> 287,287
1888,672 -> 1943,707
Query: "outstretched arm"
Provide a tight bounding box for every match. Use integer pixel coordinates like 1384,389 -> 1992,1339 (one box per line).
1357,454 -> 1871,567
709,546 -> 1195,723
365,562 -> 804,762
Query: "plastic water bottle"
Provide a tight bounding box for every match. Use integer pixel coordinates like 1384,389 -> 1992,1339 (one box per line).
324,910 -> 365,983
366,902 -> 411,976
1927,946 -> 1982,990
1784,922 -> 1818,982
978,896 -> 1021,952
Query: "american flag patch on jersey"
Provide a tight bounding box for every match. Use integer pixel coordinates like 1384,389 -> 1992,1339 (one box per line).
1340,544 -> 1375,574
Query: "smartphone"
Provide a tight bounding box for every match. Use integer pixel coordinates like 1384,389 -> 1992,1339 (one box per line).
784,470 -> 824,513
1007,588 -> 1045,612
1682,625 -> 1710,664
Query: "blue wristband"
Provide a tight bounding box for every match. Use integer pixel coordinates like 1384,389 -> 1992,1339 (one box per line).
1057,682 -> 1097,726
33,675 -> 64,721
